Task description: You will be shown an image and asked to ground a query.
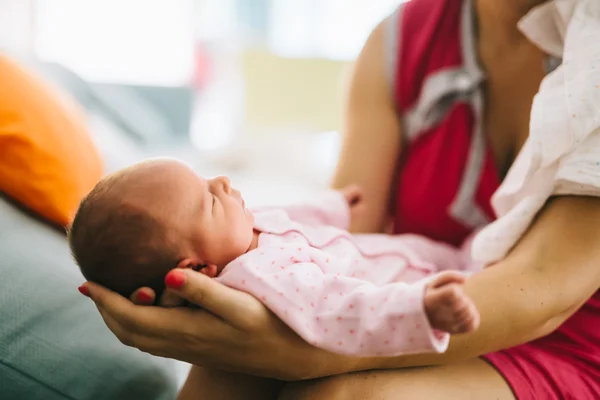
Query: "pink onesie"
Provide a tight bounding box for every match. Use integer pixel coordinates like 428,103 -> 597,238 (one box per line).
215,191 -> 476,357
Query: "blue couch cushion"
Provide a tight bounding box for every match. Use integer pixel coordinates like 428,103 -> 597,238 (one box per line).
0,197 -> 179,400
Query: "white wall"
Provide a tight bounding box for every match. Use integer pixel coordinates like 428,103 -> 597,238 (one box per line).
34,0 -> 195,86
0,0 -> 34,56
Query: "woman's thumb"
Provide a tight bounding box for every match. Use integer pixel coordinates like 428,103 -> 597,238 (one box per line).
164,268 -> 258,329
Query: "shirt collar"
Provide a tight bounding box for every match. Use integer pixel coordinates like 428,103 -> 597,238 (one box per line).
517,0 -> 577,58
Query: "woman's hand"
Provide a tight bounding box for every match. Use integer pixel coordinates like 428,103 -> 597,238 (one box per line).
81,269 -> 359,380
339,184 -> 366,223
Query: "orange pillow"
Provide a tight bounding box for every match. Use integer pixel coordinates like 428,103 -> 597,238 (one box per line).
0,55 -> 103,226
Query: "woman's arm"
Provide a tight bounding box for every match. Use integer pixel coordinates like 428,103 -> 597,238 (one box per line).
362,195 -> 600,369
331,18 -> 402,234
81,195 -> 600,380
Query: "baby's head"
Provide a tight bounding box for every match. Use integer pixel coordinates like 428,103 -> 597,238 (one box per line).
69,158 -> 254,298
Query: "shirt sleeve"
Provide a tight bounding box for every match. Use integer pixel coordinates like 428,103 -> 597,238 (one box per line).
254,190 -> 350,230
216,244 -> 449,357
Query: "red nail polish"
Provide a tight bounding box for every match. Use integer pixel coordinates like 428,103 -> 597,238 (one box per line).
137,291 -> 153,304
165,270 -> 186,289
78,285 -> 90,297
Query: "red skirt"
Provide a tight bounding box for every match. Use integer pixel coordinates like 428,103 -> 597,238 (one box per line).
483,291 -> 600,399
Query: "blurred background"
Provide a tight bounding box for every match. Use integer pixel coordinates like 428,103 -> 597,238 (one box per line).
0,0 -> 401,205
0,0 -> 406,392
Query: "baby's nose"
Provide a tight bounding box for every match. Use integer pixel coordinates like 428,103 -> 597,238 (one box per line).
215,176 -> 231,193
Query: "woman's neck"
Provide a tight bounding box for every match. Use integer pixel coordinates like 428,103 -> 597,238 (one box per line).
475,0 -> 548,44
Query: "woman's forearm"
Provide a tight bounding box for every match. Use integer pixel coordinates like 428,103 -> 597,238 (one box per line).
344,196 -> 600,373
365,259 -> 557,370
81,197 -> 600,382
307,243 -> 557,377
178,366 -> 283,400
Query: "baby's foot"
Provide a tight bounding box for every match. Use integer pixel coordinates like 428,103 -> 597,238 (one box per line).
423,271 -> 480,334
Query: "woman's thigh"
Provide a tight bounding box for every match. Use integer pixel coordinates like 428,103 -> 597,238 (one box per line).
278,358 -> 515,400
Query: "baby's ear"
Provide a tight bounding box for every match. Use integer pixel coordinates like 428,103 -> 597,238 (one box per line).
175,259 -> 218,277
176,258 -> 203,270
199,264 -> 218,278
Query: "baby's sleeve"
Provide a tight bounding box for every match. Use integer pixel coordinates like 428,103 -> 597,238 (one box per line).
255,190 -> 350,229
217,245 -> 448,357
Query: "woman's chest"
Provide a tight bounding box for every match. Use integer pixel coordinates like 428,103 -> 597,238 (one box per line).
481,44 -> 547,179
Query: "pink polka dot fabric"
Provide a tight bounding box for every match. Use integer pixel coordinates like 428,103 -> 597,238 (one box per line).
216,191 -> 477,357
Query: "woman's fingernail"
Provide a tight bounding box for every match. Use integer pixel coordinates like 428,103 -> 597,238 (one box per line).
78,285 -> 90,297
137,291 -> 153,304
165,270 -> 186,289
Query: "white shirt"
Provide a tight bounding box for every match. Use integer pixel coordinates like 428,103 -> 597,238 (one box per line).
472,0 -> 600,263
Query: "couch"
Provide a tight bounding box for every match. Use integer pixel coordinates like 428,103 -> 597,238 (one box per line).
0,58 -> 191,400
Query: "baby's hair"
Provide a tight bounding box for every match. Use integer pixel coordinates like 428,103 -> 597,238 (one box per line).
68,173 -> 181,298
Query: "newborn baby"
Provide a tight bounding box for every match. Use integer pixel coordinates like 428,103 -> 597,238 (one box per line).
69,158 -> 479,357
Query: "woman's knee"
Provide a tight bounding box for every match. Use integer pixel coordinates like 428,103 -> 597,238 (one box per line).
278,372 -> 419,400
278,359 -> 514,400
278,374 -> 359,400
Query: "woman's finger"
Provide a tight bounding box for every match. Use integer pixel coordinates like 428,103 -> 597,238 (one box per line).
158,288 -> 188,308
85,281 -> 137,315
85,281 -> 152,335
129,287 -> 156,305
94,303 -> 144,348
82,281 -> 252,365
85,281 -> 176,337
98,301 -> 244,363
85,280 -> 236,340
164,269 -> 267,331
82,282 -> 153,348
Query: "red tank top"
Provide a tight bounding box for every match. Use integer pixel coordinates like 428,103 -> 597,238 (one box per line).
390,0 -> 500,247
390,2 -> 600,398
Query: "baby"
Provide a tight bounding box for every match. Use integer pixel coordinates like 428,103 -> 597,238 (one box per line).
69,158 -> 480,357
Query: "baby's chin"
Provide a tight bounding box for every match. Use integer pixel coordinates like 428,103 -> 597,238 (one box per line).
245,208 -> 255,223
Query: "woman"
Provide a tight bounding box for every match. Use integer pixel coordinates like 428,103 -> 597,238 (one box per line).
81,0 -> 600,398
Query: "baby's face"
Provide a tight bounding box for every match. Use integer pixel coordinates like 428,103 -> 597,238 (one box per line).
190,174 -> 255,267
126,159 -> 254,269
